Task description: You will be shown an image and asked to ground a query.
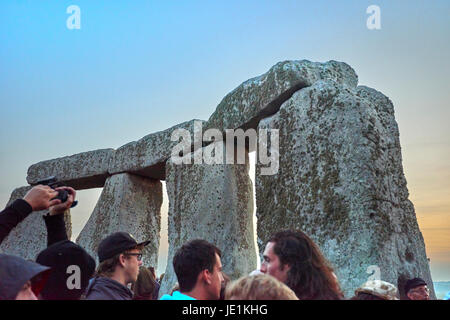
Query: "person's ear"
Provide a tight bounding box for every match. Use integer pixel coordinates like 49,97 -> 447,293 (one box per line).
406,292 -> 413,300
202,269 -> 212,285
281,263 -> 291,272
119,254 -> 127,267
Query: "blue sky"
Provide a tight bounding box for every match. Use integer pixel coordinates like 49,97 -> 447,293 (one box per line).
1,1 -> 449,280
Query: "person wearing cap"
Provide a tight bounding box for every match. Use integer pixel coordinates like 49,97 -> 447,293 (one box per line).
36,240 -> 96,300
405,277 -> 430,300
0,254 -> 51,300
84,232 -> 150,300
351,280 -> 399,300
22,185 -> 97,300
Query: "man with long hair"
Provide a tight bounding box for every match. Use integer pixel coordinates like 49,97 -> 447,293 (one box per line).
260,230 -> 344,300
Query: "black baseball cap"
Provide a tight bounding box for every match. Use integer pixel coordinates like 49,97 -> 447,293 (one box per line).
405,277 -> 428,294
36,240 -> 96,300
97,232 -> 150,263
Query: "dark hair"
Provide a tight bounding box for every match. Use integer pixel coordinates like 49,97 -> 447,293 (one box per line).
173,239 -> 221,292
269,230 -> 343,300
132,266 -> 157,300
351,292 -> 384,300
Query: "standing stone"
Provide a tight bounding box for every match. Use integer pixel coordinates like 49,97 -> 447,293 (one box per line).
0,186 -> 71,259
76,173 -> 162,268
256,80 -> 435,298
160,142 -> 256,296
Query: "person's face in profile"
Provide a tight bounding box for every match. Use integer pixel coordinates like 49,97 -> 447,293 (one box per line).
261,241 -> 290,284
407,285 -> 430,300
206,253 -> 224,300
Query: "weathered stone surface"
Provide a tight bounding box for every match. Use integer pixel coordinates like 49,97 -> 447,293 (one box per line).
27,149 -> 115,190
0,186 -> 71,259
76,173 -> 162,267
160,142 -> 256,296
256,80 -> 435,298
206,60 -> 358,133
109,119 -> 205,180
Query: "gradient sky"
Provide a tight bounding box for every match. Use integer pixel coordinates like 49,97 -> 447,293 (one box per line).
1,1 -> 449,280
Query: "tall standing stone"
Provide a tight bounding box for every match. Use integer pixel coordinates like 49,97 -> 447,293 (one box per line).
160,142 -> 256,296
0,186 -> 71,259
76,173 -> 162,268
256,80 -> 435,298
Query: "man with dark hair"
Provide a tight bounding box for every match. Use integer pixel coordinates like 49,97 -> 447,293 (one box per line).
260,230 -> 343,300
160,239 -> 224,300
84,232 -> 150,300
404,277 -> 430,300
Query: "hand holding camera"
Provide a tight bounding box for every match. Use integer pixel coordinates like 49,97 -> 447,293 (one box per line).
23,185 -> 60,211
48,186 -> 77,216
33,176 -> 78,215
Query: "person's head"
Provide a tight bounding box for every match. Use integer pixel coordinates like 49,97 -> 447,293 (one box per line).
132,266 -> 157,300
173,239 -> 224,300
0,254 -> 51,300
36,240 -> 96,300
225,274 -> 298,300
96,232 -> 150,285
352,280 -> 399,300
405,278 -> 430,300
261,230 -> 343,300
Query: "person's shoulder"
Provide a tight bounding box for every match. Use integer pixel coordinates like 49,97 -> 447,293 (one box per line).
160,291 -> 196,300
159,294 -> 174,300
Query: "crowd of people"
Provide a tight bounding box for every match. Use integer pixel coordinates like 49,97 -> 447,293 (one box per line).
0,185 -> 433,300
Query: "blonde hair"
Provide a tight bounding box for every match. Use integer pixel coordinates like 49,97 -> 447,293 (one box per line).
225,274 -> 299,300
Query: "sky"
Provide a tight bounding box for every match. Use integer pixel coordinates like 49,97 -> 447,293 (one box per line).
0,1 -> 449,280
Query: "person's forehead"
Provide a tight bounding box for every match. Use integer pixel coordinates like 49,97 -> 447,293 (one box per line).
413,284 -> 428,290
264,242 -> 276,256
215,253 -> 222,268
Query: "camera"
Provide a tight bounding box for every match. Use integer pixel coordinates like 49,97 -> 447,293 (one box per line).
35,176 -> 78,208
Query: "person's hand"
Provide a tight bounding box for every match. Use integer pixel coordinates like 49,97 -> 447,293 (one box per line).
49,186 -> 76,216
23,185 -> 61,211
